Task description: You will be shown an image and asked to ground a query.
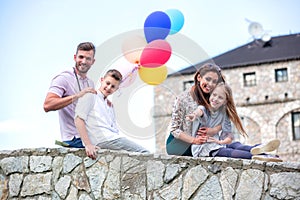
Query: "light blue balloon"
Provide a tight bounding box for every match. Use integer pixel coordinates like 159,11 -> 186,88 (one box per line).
165,9 -> 185,35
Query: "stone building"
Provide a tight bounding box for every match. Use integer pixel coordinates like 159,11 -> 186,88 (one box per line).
153,33 -> 300,162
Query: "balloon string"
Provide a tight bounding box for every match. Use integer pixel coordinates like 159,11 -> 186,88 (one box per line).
121,64 -> 140,83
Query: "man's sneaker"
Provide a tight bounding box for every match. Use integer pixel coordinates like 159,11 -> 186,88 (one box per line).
252,154 -> 283,162
250,139 -> 280,155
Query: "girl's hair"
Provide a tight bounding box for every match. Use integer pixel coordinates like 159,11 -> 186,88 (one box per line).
215,82 -> 248,137
104,69 -> 123,81
191,63 -> 224,110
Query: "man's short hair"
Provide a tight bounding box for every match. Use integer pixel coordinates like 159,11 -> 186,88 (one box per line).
76,42 -> 96,56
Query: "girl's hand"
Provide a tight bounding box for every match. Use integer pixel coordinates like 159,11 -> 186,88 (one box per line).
207,137 -> 218,143
186,113 -> 197,121
207,137 -> 224,144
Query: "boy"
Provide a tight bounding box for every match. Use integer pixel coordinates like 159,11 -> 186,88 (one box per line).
75,69 -> 149,159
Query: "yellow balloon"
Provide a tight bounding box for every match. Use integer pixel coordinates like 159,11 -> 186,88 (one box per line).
138,65 -> 168,85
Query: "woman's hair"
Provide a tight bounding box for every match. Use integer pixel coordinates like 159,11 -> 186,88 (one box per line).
104,69 -> 123,81
215,82 -> 247,137
191,63 -> 224,110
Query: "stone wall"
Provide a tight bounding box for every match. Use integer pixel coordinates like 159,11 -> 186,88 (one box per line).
0,148 -> 299,200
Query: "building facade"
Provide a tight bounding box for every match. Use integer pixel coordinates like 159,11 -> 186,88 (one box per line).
153,34 -> 300,162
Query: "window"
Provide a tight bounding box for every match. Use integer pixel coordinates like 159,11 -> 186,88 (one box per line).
292,112 -> 300,140
275,68 -> 288,82
243,72 -> 256,87
183,80 -> 194,90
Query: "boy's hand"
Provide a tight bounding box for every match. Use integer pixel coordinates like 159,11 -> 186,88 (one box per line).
85,144 -> 100,160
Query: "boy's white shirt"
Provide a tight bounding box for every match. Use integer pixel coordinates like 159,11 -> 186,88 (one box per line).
75,91 -> 122,146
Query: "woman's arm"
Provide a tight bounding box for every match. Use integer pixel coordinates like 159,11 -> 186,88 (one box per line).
170,94 -> 207,145
178,131 -> 207,144
197,125 -> 222,137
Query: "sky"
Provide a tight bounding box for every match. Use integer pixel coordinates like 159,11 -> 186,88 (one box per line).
0,0 -> 299,152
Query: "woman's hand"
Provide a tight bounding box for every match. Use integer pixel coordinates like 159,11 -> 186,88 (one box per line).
197,127 -> 208,136
192,135 -> 208,145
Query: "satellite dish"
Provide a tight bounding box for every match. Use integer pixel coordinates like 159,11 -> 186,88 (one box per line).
261,33 -> 271,42
248,22 -> 264,38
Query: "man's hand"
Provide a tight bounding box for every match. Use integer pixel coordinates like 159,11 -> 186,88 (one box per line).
85,144 -> 100,160
73,87 -> 97,102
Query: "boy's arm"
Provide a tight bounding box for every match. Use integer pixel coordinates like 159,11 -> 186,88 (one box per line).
75,116 -> 99,159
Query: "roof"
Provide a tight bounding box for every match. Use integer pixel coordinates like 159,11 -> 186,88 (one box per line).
173,33 -> 300,76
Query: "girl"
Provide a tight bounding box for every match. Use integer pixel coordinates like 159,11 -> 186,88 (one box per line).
188,82 -> 282,162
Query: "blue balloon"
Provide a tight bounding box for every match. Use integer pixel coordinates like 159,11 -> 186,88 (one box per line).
144,11 -> 171,43
165,9 -> 185,35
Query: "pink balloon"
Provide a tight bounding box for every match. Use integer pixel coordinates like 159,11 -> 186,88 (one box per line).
140,39 -> 172,68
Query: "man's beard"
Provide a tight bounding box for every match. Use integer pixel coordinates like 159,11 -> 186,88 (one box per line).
75,63 -> 89,74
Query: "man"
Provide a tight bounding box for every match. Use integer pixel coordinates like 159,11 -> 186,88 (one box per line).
44,42 -> 96,148
75,69 -> 149,159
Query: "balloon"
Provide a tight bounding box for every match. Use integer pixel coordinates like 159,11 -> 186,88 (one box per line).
122,35 -> 147,64
113,60 -> 139,88
138,65 -> 168,85
140,39 -> 172,68
165,9 -> 185,35
144,11 -> 171,43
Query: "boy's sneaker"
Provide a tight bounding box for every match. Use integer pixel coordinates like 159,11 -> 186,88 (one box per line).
55,140 -> 70,147
252,154 -> 283,162
250,139 -> 280,155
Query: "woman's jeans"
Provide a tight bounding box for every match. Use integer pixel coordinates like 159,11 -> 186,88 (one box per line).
166,134 -> 192,156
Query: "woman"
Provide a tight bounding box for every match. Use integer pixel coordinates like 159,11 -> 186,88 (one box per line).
166,63 -> 226,156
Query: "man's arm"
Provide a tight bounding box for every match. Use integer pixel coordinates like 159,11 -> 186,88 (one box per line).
43,87 -> 96,112
43,93 -> 76,112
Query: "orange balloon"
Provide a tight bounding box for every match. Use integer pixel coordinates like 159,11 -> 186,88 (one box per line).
122,35 -> 147,64
138,65 -> 168,85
